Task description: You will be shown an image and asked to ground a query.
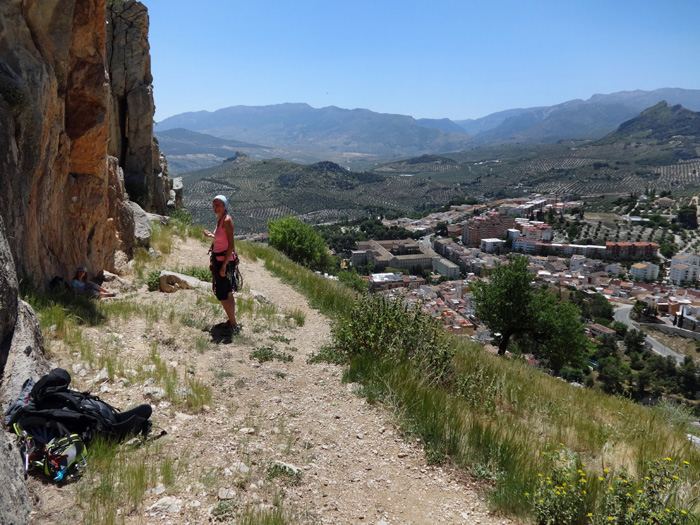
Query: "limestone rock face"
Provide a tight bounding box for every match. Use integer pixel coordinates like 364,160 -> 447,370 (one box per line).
0,215 -> 19,372
0,0 -> 168,283
0,0 -> 116,283
107,0 -> 170,214
0,1 -> 169,518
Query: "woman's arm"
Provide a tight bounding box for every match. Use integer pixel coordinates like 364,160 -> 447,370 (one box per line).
220,216 -> 235,276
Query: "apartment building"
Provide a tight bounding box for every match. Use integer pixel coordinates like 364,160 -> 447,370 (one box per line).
461,212 -> 515,247
630,261 -> 660,281
669,253 -> 700,286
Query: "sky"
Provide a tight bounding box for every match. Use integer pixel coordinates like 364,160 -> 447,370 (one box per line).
144,0 -> 700,123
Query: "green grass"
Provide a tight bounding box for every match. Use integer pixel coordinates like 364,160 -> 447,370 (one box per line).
77,438 -> 169,525
242,241 -> 700,522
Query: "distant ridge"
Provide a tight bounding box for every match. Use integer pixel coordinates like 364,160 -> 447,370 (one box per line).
604,101 -> 700,141
156,88 -> 700,173
454,88 -> 700,144
157,102 -> 474,161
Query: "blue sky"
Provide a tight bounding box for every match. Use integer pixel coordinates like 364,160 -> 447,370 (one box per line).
144,0 -> 700,123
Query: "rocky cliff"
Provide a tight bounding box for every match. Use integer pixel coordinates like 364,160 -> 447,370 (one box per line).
0,1 -> 168,522
107,0 -> 171,213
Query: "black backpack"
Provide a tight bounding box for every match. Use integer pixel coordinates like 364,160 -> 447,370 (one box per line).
5,368 -> 153,481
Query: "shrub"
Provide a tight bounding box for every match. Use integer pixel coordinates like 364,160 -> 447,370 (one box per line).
267,216 -> 336,273
333,293 -> 455,385
147,270 -> 161,292
532,444 -> 693,524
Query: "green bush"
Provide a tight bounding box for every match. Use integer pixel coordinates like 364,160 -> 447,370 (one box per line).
333,293 -> 455,385
267,216 -> 336,273
532,444 -> 693,525
147,270 -> 161,292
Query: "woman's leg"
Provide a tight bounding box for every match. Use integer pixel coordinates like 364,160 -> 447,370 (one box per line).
220,292 -> 237,328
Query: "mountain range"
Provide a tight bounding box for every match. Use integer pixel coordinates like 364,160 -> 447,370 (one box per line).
156,88 -> 700,173
178,102 -> 700,232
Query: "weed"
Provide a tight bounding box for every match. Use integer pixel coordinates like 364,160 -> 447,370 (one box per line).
287,307 -> 306,327
307,344 -> 347,365
267,462 -> 302,485
249,346 -> 293,363
147,270 -> 161,292
532,444 -> 694,524
211,499 -> 238,522
194,335 -> 210,354
178,266 -> 211,282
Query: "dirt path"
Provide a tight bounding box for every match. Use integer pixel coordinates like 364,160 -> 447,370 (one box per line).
30,237 -> 520,524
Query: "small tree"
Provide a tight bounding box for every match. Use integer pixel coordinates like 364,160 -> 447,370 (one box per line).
268,216 -> 335,273
471,256 -> 533,355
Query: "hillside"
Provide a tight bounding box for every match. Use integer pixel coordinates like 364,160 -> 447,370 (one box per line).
155,128 -> 333,174
372,104 -> 700,199
28,237 -> 513,524
605,101 -> 700,141
181,159 -> 462,233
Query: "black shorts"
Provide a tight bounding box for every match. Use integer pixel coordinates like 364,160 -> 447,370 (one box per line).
212,259 -> 234,300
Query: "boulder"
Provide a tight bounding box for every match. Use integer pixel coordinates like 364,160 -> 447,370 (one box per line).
158,271 -> 210,293
128,201 -> 153,247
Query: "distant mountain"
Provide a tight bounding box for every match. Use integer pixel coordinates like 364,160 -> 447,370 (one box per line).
454,88 -> 700,144
157,103 -> 475,162
415,118 -> 469,134
604,101 -> 700,141
154,128 -> 276,174
157,89 -> 700,174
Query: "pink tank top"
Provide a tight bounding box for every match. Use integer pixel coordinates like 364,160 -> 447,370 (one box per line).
213,216 -> 233,262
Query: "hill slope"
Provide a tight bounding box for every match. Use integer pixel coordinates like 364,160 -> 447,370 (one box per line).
372,103 -> 700,199
31,238 -> 513,524
182,159 -> 462,233
605,101 -> 700,141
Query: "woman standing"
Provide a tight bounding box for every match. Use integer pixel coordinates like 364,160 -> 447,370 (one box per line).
203,194 -> 239,333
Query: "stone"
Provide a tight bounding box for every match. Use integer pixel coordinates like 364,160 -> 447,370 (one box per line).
232,461 -> 250,474
159,271 -> 210,293
217,488 -> 236,500
107,1 -> 171,214
143,386 -> 167,400
95,368 -> 110,383
147,496 -> 182,515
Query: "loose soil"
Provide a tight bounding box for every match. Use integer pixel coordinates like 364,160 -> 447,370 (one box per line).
26,237 -> 521,524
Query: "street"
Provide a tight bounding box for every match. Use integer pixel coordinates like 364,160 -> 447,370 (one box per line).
613,305 -> 684,364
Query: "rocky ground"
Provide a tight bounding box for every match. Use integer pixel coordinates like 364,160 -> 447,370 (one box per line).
25,237 -> 522,524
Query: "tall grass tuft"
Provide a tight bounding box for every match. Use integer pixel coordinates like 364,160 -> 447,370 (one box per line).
77,437 -> 171,525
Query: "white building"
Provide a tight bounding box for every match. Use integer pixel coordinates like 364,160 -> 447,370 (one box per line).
569,255 -> 587,271
433,257 -> 461,279
480,238 -> 506,254
669,253 -> 700,286
630,262 -> 659,282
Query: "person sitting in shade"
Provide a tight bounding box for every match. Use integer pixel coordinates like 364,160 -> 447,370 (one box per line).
71,266 -> 116,298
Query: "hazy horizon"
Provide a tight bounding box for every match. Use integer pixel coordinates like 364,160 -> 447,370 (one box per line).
144,0 -> 700,123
